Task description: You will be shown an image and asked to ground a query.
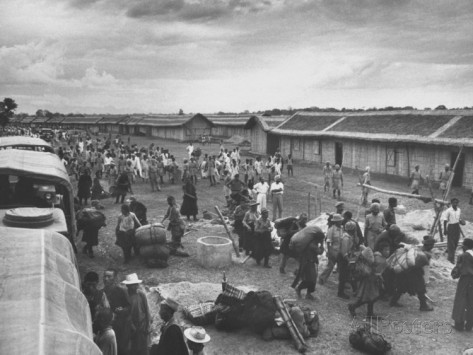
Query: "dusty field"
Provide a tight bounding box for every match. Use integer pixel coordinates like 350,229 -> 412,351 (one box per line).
77,136 -> 473,355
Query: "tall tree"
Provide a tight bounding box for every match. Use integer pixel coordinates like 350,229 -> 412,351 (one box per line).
0,98 -> 18,132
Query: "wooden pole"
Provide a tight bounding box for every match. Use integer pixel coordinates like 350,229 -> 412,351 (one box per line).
307,192 -> 311,220
214,206 -> 240,257
357,183 -> 448,204
429,146 -> 463,238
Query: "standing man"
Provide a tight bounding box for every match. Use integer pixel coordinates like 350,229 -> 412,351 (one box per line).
364,203 -> 386,250
332,164 -> 343,200
439,164 -> 452,196
409,165 -> 423,195
322,161 -> 332,193
444,198 -> 465,264
270,175 -> 284,222
123,273 -> 151,355
186,142 -> 194,159
361,166 -> 371,206
383,197 -> 397,229
102,269 -> 131,355
319,213 -> 344,285
253,176 -> 269,213
286,154 -> 294,177
226,173 -> 246,204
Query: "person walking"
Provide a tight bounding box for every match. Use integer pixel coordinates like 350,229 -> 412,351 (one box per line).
286,154 -> 294,177
337,221 -> 357,299
319,213 -> 344,285
181,179 -> 199,222
364,203 -> 386,250
270,175 -> 284,222
115,172 -> 132,204
332,164 -> 343,200
162,196 -> 186,250
115,204 -> 141,263
251,208 -> 273,268
242,202 -> 260,256
361,167 -> 371,206
122,273 -> 151,355
409,165 -> 423,195
444,198 -> 465,264
322,161 -> 332,193
439,164 -> 452,196
451,238 -> 473,331
78,169 -> 92,206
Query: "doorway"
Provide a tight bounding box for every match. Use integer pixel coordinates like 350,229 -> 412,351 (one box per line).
266,134 -> 280,155
450,151 -> 465,187
335,142 -> 343,166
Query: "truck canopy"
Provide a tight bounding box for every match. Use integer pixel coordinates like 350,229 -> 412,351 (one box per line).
0,227 -> 101,355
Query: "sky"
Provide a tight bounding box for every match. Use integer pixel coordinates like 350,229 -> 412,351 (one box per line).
1,0 -> 473,114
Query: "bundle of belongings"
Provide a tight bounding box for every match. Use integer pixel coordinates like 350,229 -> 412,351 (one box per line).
386,243 -> 429,273
135,223 -> 170,268
349,323 -> 391,355
76,207 -> 106,230
183,281 -> 320,353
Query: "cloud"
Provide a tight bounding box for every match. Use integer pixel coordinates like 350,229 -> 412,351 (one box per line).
0,41 -> 65,85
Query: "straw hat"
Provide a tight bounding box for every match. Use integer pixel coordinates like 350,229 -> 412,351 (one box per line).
122,273 -> 142,285
332,213 -> 343,222
184,326 -> 211,343
160,298 -> 179,312
249,201 -> 260,207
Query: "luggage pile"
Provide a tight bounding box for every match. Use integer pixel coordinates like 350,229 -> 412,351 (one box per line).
135,223 -> 170,268
183,279 -> 319,353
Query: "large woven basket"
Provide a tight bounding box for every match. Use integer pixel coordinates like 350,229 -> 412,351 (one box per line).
184,302 -> 217,326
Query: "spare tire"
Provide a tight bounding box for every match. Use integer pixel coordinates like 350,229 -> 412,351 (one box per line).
135,224 -> 167,246
3,207 -> 55,228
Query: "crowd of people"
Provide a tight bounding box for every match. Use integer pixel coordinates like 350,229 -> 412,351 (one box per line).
6,126 -> 473,353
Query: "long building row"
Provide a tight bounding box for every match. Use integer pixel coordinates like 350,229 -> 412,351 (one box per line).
12,110 -> 473,189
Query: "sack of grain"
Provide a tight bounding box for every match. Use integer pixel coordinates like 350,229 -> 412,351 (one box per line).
140,244 -> 170,260
289,226 -> 325,254
135,223 -> 167,246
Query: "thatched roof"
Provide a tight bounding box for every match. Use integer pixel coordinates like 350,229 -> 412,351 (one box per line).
20,116 -> 37,124
46,116 -> 65,124
98,115 -> 128,124
439,116 -> 473,139
119,116 -> 145,126
138,114 -> 213,127
61,116 -> 102,125
244,115 -> 288,131
276,112 -> 344,131
32,116 -> 51,124
272,110 -> 473,147
207,115 -> 251,127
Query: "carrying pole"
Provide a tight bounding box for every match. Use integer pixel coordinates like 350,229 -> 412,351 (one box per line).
215,206 -> 240,257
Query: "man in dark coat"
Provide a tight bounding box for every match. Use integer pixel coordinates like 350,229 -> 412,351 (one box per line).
129,196 -> 148,225
151,299 -> 189,355
102,269 -> 131,355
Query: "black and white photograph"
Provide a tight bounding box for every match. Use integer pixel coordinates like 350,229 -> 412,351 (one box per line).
1,1 -> 473,354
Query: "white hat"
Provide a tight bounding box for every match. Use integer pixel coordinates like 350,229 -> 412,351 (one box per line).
184,327 -> 211,343
122,273 -> 142,285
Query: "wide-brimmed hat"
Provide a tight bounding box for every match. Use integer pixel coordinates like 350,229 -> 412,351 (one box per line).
335,201 -> 344,208
332,213 -> 343,222
249,201 -> 260,207
122,273 -> 142,285
184,326 -> 211,343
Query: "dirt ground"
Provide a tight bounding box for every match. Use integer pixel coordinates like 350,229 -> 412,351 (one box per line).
76,135 -> 473,355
